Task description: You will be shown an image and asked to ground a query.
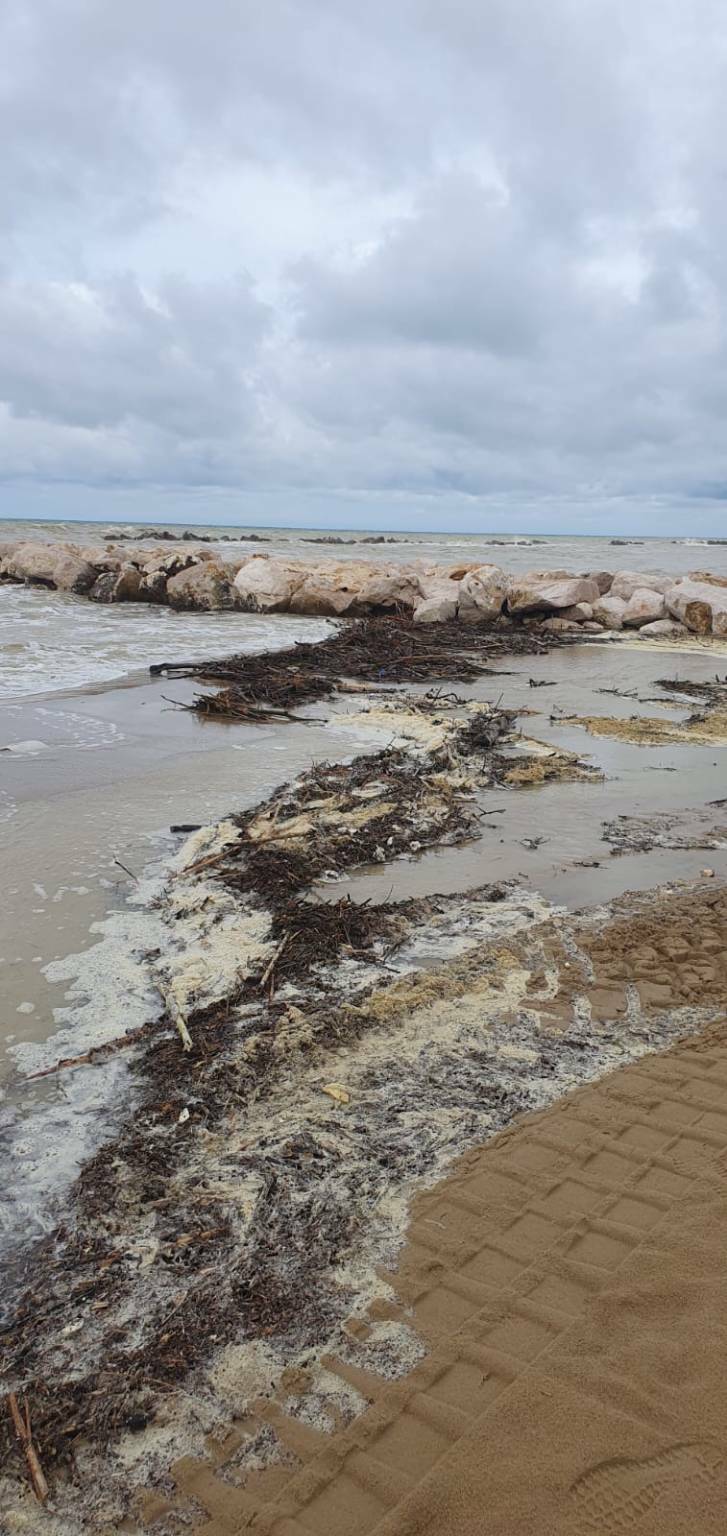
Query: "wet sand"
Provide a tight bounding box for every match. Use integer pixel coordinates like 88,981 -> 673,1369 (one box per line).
175,1007 -> 727,1536
0,673 -> 411,1263
322,640 -> 727,909
4,637 -> 727,1083
3,631 -> 727,1532
0,673 -> 396,1069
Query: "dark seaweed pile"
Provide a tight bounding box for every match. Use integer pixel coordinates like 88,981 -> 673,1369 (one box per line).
0,619 -> 576,1499
152,614 -> 578,721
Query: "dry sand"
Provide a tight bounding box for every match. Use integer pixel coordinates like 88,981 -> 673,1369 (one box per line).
146,1007 -> 727,1536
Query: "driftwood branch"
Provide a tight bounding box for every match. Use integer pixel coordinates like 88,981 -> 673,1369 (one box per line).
258,932 -> 292,991
28,1025 -> 146,1079
163,993 -> 193,1052
7,1393 -> 48,1503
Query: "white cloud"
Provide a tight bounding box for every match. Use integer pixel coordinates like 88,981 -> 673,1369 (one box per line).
1,0 -> 727,531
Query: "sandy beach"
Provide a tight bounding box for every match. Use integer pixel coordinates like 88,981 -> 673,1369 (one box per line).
9,1 -> 727,1527
3,555 -> 727,1535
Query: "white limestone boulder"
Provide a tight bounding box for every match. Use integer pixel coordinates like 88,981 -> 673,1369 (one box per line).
89,564 -> 144,603
540,617 -> 583,632
638,619 -> 689,637
353,569 -> 422,612
591,594 -> 628,630
506,575 -> 600,617
457,565 -> 507,623
289,574 -> 359,616
622,589 -> 666,627
3,542 -> 96,593
167,561 -> 240,610
665,578 -> 727,636
560,603 -> 594,623
137,550 -> 198,602
610,570 -> 671,601
585,571 -> 614,595
413,593 -> 459,624
234,556 -> 303,612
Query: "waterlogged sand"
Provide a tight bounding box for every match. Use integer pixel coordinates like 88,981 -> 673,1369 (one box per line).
3,629 -> 727,1533
0,677 -> 416,1266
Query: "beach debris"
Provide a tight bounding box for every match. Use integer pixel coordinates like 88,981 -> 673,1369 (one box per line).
6,1393 -> 48,1504
8,616 -> 725,1522
321,1083 -> 351,1105
27,1026 -> 147,1079
113,858 -> 138,882
151,615 -> 579,725
568,675 -> 727,748
258,931 -> 292,995
164,992 -> 193,1052
603,809 -> 727,857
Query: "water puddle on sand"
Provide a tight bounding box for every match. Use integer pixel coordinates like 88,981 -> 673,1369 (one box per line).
318,640 -> 727,909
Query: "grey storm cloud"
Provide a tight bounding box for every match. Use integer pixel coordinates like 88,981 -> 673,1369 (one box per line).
1,0 -> 727,530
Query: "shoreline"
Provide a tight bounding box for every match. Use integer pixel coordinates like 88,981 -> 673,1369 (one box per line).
3,617 -> 727,1529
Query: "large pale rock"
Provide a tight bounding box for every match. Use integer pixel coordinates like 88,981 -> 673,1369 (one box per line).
416,572 -> 463,602
0,541 -> 19,565
413,594 -> 458,624
457,565 -> 507,623
53,552 -> 98,593
89,563 -> 143,603
289,574 -> 359,616
3,542 -> 96,593
353,569 -> 422,612
507,576 -> 600,616
166,561 -> 239,610
2,544 -> 57,583
561,603 -> 593,623
540,617 -> 583,633
665,578 -> 727,636
592,594 -> 627,630
233,557 -> 303,612
586,570 -> 614,595
639,619 -> 688,637
137,550 -> 197,602
78,545 -> 125,572
622,588 -> 666,627
687,570 -> 727,588
610,570 -> 670,601
446,562 -> 482,581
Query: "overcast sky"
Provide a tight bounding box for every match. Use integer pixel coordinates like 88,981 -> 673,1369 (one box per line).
2,0 -> 727,533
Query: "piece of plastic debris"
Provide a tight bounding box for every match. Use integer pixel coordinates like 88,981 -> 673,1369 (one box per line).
178,1107 -> 190,1124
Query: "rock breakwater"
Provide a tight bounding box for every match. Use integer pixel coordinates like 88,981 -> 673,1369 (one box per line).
3,538 -> 727,637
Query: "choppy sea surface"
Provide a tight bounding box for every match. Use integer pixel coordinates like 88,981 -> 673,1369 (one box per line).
0,584 -> 332,700
2,517 -> 727,699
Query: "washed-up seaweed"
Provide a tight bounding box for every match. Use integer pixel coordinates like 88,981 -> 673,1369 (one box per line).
0,651 -> 597,1506
0,697 -> 516,1489
151,614 -> 579,722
